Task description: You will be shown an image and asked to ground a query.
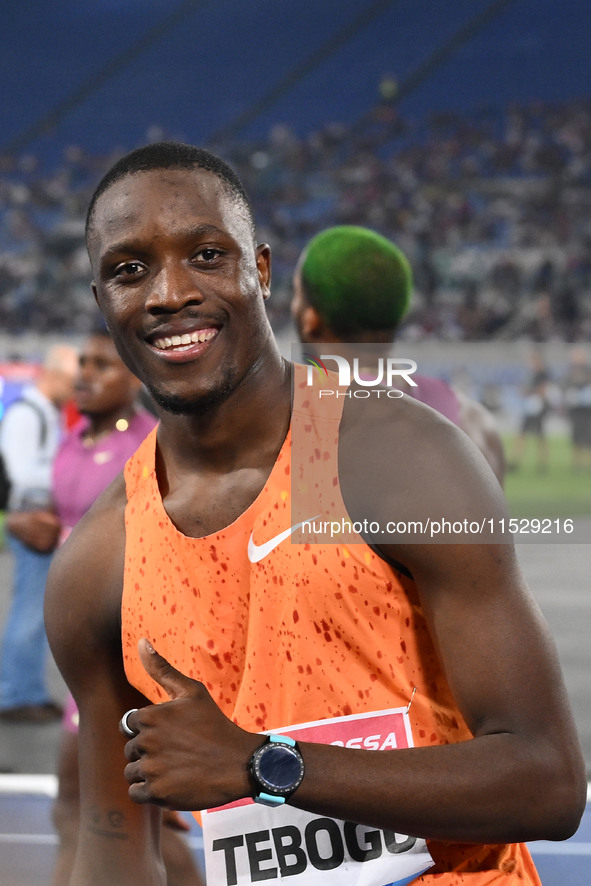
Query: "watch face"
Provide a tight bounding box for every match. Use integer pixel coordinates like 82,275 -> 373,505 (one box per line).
252,742 -> 304,795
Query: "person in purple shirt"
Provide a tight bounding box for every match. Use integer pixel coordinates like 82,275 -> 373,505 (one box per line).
50,328 -> 203,886
53,345 -> 156,535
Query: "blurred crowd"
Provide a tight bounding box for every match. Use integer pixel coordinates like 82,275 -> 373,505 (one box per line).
1,95 -> 591,341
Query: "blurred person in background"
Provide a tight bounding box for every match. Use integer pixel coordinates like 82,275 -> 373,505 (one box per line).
0,343 -> 78,721
563,346 -> 591,470
509,350 -> 553,473
291,225 -> 505,485
49,326 -> 202,886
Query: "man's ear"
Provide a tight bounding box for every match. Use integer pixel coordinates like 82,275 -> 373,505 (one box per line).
256,244 -> 272,299
299,303 -> 328,341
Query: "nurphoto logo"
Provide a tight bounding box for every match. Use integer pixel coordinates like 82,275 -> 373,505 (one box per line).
303,353 -> 417,398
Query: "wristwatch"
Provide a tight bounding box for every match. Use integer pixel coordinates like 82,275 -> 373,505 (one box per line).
249,734 -> 305,806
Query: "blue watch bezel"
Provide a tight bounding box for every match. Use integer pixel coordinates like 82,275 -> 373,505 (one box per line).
249,733 -> 304,806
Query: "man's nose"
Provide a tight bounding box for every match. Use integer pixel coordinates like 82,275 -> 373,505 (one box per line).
145,261 -> 204,312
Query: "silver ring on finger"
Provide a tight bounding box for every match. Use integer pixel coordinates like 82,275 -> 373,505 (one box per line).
120,708 -> 139,737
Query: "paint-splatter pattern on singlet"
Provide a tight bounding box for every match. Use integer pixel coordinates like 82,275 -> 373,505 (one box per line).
121,364 -> 540,884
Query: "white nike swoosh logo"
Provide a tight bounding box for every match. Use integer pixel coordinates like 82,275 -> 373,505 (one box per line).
248,515 -> 321,563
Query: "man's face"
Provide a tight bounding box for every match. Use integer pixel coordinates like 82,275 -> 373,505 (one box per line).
75,335 -> 140,418
88,167 -> 271,414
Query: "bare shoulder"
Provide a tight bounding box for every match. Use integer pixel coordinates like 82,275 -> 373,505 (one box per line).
339,391 -> 507,550
45,473 -> 128,685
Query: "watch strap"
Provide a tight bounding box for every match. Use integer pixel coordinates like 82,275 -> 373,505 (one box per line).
269,733 -> 295,747
254,791 -> 287,807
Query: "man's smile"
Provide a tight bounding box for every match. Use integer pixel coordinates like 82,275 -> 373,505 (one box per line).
152,327 -> 218,351
144,324 -> 222,366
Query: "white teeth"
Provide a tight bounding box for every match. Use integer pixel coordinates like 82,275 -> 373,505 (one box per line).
153,330 -> 217,350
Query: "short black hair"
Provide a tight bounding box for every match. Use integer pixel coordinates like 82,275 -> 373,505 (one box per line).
85,141 -> 255,241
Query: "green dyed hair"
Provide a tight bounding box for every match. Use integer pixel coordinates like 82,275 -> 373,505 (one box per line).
300,226 -> 412,337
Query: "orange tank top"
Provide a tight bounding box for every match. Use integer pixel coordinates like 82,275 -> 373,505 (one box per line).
122,364 -> 540,885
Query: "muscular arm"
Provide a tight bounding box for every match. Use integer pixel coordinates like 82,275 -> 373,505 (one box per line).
307,397 -> 583,842
45,477 -> 165,885
293,543 -> 582,842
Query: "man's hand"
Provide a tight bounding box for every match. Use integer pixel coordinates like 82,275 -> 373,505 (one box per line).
6,509 -> 61,552
121,639 -> 261,811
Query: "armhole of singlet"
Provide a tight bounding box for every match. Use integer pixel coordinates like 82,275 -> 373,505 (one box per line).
366,542 -> 414,580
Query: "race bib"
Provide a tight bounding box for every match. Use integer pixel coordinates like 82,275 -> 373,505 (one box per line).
202,708 -> 434,885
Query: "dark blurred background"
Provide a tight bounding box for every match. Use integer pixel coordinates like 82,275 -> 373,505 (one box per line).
0,13 -> 589,884
1,0 -> 590,343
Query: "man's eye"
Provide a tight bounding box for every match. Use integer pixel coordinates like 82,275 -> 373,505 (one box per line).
115,261 -> 145,277
195,248 -> 222,262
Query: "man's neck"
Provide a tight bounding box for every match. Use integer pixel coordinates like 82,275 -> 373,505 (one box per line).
156,351 -> 292,473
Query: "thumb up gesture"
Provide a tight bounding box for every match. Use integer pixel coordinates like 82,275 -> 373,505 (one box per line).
121,639 -> 261,811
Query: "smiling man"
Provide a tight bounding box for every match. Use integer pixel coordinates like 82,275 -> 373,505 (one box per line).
44,142 -> 585,886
